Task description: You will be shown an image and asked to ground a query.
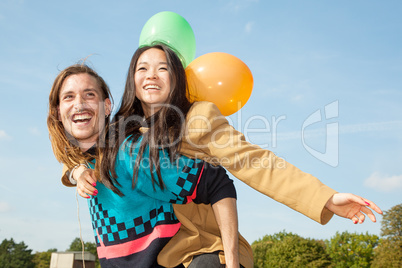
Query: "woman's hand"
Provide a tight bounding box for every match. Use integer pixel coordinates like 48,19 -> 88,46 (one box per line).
325,193 -> 383,224
73,166 -> 98,198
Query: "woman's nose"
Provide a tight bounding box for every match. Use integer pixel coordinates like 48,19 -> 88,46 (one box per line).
146,70 -> 158,79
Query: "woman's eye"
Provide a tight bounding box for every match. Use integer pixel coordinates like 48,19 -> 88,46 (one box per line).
137,67 -> 146,71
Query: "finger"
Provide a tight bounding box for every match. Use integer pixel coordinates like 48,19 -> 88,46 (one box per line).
360,206 -> 377,223
77,188 -> 90,199
355,211 -> 366,224
85,169 -> 98,185
77,175 -> 97,195
347,194 -> 368,206
85,175 -> 97,186
78,169 -> 97,186
77,183 -> 85,194
351,215 -> 359,224
362,198 -> 383,215
83,183 -> 98,196
78,182 -> 97,197
83,183 -> 97,195
351,195 -> 383,219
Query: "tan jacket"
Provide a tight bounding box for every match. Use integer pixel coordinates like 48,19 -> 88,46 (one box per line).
157,101 -> 337,268
61,101 -> 337,268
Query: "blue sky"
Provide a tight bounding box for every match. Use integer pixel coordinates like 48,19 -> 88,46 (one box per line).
0,0 -> 401,253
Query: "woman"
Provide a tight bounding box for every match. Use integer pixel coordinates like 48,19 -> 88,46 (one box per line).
107,42 -> 383,268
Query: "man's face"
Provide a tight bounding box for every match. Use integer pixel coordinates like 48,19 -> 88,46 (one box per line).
58,73 -> 111,150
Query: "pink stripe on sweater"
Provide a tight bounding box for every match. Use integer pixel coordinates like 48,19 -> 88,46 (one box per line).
96,222 -> 181,259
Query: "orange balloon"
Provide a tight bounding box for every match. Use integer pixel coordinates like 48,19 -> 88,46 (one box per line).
185,52 -> 253,116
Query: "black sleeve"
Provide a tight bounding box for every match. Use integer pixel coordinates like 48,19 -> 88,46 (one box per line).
193,162 -> 237,205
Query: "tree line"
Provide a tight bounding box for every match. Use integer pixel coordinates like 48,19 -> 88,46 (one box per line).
0,237 -> 99,268
1,204 -> 401,267
252,203 -> 401,267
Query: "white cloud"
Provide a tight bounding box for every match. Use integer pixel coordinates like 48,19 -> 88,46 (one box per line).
290,94 -> 304,102
245,21 -> 254,33
364,172 -> 402,192
28,127 -> 41,136
0,130 -> 11,140
0,201 -> 11,213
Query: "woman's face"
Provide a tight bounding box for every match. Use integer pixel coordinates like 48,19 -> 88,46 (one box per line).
134,48 -> 171,117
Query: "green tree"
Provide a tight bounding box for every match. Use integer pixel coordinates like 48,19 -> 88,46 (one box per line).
372,203 -> 402,268
325,231 -> 379,268
252,230 -> 331,267
68,237 -> 97,253
32,248 -> 56,268
0,238 -> 34,268
68,237 -> 100,268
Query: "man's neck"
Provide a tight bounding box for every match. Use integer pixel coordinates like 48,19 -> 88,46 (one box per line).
79,141 -> 97,152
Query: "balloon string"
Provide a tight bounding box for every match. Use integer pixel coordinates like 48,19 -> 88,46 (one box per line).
76,188 -> 86,268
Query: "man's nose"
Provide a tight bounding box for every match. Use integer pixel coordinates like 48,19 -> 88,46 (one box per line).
73,95 -> 85,111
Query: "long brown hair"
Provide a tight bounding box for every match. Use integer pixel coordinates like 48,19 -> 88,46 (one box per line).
100,43 -> 193,194
47,64 -> 113,171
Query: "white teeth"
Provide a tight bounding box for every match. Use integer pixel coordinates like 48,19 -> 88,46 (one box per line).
144,85 -> 161,90
73,114 -> 92,121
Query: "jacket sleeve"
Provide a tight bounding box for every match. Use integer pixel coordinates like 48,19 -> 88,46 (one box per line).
180,101 -> 337,224
194,163 -> 237,205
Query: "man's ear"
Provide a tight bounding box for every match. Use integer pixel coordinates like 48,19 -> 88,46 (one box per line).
104,98 -> 112,116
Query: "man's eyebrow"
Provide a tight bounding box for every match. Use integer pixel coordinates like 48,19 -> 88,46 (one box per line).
83,88 -> 98,92
59,90 -> 74,96
60,88 -> 98,95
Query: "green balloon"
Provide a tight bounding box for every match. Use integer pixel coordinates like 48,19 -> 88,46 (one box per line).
139,11 -> 196,67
